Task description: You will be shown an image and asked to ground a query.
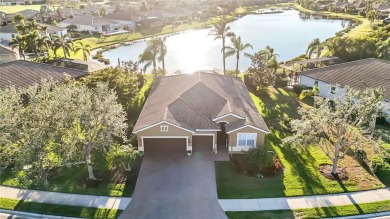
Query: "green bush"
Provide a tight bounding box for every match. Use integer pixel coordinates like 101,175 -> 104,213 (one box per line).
292,84 -> 305,95
103,59 -> 110,65
246,147 -> 276,176
371,155 -> 390,184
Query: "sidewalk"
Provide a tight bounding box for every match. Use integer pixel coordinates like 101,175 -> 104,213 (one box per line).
0,186 -> 131,210
218,188 -> 390,211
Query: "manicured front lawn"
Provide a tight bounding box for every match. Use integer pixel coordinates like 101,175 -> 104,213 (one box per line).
226,200 -> 390,219
0,197 -> 121,219
216,87 -> 385,199
0,5 -> 42,14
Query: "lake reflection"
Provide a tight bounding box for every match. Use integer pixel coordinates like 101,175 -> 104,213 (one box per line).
102,10 -> 349,74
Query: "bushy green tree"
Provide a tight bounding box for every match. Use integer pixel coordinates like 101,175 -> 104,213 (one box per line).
284,88 -> 385,175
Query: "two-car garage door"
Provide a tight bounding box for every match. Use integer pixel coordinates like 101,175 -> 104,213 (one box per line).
143,136 -> 213,155
143,138 -> 186,155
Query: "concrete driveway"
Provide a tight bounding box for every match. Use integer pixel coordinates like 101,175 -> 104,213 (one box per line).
119,148 -> 229,219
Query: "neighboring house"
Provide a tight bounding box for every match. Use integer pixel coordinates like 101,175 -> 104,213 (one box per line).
0,23 -> 67,41
59,15 -> 121,33
352,0 -> 365,11
133,71 -> 270,155
0,60 -> 88,89
46,58 -> 108,73
0,0 -> 24,5
373,4 -> 390,14
0,45 -> 19,63
12,9 -> 40,21
103,11 -> 136,29
300,58 -> 390,120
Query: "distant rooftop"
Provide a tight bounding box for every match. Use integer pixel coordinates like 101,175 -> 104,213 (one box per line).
46,58 -> 108,73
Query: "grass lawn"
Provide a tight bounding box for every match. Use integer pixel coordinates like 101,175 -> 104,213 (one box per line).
0,5 -> 42,14
0,197 -> 121,219
0,76 -> 153,197
226,200 -> 390,219
216,87 -> 385,199
294,4 -> 380,38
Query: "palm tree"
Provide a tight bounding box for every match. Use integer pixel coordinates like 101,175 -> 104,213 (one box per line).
225,36 -> 253,76
139,47 -> 158,77
148,37 -> 167,74
263,46 -> 279,73
25,20 -> 41,32
14,22 -> 28,34
52,34 -> 74,59
209,19 -> 235,75
25,30 -> 39,57
75,42 -> 92,61
306,38 -> 323,58
36,34 -> 51,57
13,13 -> 24,24
9,35 -> 27,60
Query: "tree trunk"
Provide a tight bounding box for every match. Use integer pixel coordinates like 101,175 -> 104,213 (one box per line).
162,57 -> 165,75
86,154 -> 96,180
370,116 -> 376,138
235,53 -> 239,76
222,37 -> 226,75
331,158 -> 338,175
64,47 -> 67,58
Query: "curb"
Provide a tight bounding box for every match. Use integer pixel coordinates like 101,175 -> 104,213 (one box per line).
0,209 -> 82,219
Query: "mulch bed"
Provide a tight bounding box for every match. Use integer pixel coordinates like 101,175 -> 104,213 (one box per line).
319,164 -> 349,181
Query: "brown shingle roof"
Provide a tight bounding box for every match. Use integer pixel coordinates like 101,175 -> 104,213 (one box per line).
301,58 -> 390,101
133,72 -> 269,133
0,60 -> 88,89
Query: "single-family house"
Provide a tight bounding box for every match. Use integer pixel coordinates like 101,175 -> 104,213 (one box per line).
59,15 -> 120,33
103,11 -> 136,29
300,58 -> 390,120
12,9 -> 40,21
373,4 -> 390,14
133,71 -> 270,155
0,23 -> 67,41
0,45 -> 19,63
45,58 -> 108,73
0,60 -> 88,89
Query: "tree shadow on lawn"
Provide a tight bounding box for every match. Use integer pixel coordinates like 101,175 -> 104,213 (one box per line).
11,199 -> 120,219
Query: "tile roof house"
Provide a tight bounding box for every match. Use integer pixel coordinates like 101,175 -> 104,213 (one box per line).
59,15 -> 121,33
0,23 -> 67,41
0,60 -> 88,89
300,58 -> 390,120
133,71 -> 269,155
46,58 -> 108,73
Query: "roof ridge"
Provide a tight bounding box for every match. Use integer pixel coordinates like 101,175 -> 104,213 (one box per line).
176,97 -> 220,129
301,58 -> 389,76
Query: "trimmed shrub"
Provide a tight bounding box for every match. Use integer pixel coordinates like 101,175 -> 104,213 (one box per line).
275,76 -> 288,88
371,155 -> 390,184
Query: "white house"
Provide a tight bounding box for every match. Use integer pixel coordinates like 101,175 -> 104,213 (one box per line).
59,15 -> 121,33
0,23 -> 67,41
300,58 -> 390,121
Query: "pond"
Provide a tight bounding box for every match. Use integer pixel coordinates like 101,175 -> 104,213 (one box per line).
102,10 -> 350,73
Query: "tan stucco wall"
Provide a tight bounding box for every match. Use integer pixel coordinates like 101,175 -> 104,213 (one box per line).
214,114 -> 242,124
228,127 -> 266,147
136,122 -> 192,147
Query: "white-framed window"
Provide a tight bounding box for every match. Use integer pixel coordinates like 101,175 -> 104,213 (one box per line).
160,125 -> 169,132
237,133 -> 257,147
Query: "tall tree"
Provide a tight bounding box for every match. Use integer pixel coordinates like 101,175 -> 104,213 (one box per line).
13,13 -> 24,24
306,38 -> 323,58
247,47 -> 278,89
153,37 -> 167,74
52,34 -> 74,58
284,87 -> 385,175
9,35 -> 27,60
209,19 -> 235,75
377,39 -> 390,60
75,42 -> 92,61
139,46 -> 159,77
36,34 -> 51,57
225,36 -> 253,76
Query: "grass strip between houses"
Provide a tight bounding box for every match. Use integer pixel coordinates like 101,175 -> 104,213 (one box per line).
226,200 -> 390,219
0,197 -> 122,219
